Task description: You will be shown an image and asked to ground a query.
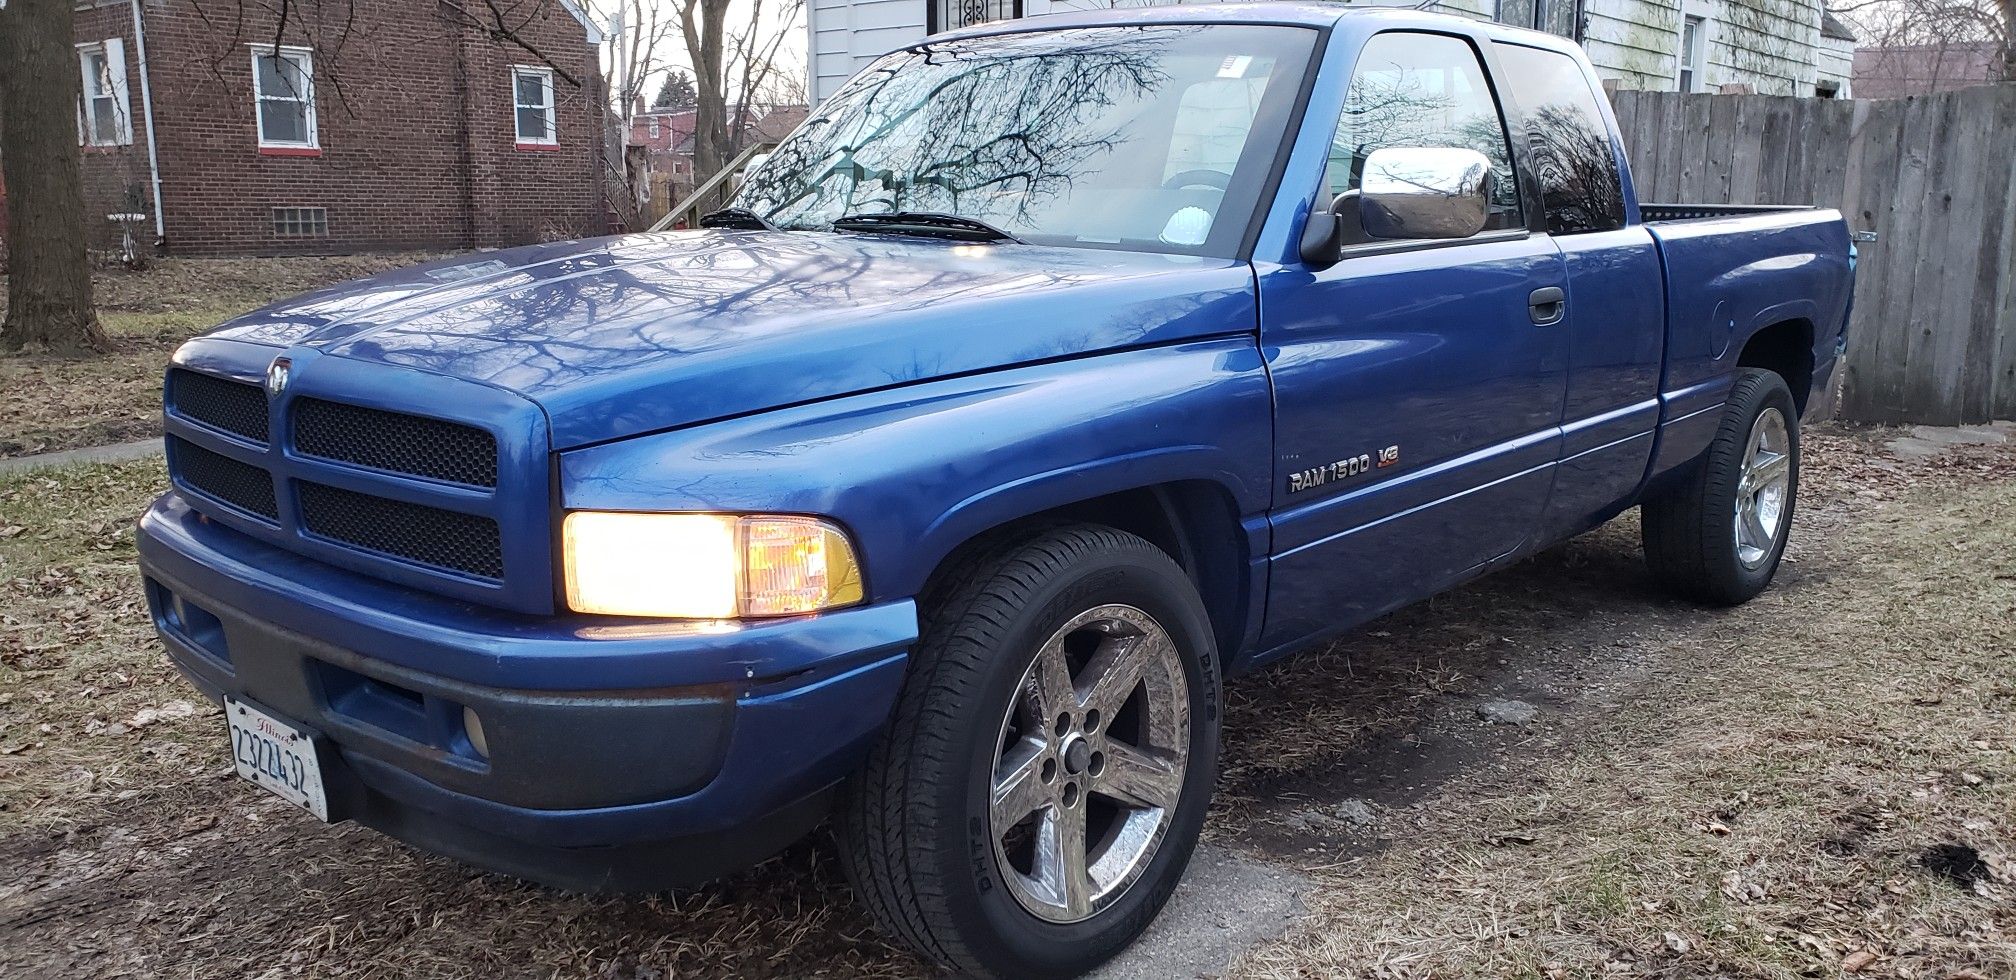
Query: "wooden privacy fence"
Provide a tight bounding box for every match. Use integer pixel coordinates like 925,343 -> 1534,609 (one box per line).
1610,87 -> 2016,425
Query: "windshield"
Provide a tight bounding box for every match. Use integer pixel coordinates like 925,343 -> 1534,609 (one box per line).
730,25 -> 1318,258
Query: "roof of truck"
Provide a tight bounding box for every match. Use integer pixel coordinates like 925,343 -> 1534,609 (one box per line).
931,2 -> 1577,51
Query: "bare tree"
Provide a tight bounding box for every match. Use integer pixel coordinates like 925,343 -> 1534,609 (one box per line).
667,0 -> 804,208
1834,0 -> 2016,86
601,0 -> 684,121
0,0 -> 113,355
588,0 -> 685,224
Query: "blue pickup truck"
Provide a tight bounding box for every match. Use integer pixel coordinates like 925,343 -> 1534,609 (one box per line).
139,5 -> 1853,976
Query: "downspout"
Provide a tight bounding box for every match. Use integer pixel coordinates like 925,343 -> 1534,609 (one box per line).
129,0 -> 165,244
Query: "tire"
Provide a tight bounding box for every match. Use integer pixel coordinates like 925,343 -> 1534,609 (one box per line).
836,524 -> 1221,979
1641,367 -> 1800,606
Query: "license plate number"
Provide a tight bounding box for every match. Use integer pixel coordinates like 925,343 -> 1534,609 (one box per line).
226,699 -> 329,821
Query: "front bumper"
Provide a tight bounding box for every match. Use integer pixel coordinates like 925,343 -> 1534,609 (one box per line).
137,492 -> 915,890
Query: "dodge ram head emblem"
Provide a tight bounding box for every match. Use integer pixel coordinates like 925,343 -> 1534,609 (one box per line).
265,357 -> 292,396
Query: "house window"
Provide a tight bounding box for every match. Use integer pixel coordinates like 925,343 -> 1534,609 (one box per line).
649,116 -> 661,139
251,46 -> 318,151
1678,15 -> 1706,92
77,40 -> 132,146
272,207 -> 329,237
929,0 -> 1020,33
513,66 -> 557,147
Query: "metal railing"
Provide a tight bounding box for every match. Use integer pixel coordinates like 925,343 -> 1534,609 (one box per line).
648,141 -> 779,233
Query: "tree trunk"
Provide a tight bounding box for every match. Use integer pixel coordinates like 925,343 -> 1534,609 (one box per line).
681,0 -> 733,211
2002,0 -> 2016,81
0,0 -> 111,355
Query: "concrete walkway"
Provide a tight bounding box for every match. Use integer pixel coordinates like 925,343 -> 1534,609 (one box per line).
1887,421 -> 2014,459
1092,846 -> 1314,979
0,439 -> 161,477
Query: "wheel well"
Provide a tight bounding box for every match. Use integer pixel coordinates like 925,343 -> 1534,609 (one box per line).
924,483 -> 1251,671
1738,319 -> 1815,415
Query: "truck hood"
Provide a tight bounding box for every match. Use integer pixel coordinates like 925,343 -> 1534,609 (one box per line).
207,232 -> 1256,448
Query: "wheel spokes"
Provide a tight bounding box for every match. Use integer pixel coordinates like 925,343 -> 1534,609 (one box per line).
1032,633 -> 1076,723
1741,503 -> 1773,550
992,737 -> 1051,829
1080,631 -> 1150,718
1027,800 -> 1092,918
1751,451 -> 1790,490
1093,740 -> 1182,810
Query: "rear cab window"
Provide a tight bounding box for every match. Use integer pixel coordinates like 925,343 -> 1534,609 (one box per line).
1490,43 -> 1627,234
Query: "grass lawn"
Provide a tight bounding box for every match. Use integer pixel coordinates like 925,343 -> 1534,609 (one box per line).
0,426 -> 2009,978
0,254 -> 449,458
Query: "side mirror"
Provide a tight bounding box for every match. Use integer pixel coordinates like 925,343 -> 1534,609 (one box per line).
1358,146 -> 1494,241
1298,146 -> 1497,265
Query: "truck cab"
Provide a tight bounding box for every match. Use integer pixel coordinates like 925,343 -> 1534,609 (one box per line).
139,6 -> 1852,977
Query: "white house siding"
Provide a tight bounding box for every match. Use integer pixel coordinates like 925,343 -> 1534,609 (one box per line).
810,0 -> 927,101
807,0 -> 1837,101
1583,0 -> 1682,89
1702,0 -> 1822,94
1815,33 -> 1854,95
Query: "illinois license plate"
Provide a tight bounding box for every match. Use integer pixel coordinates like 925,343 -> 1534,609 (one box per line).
226,698 -> 329,821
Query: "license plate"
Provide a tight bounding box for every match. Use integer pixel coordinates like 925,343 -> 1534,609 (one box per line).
226,698 -> 329,821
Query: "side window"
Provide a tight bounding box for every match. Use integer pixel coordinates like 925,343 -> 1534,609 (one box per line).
1325,32 -> 1522,235
1493,43 -> 1626,234
78,40 -> 133,147
252,46 -> 317,150
513,67 -> 557,147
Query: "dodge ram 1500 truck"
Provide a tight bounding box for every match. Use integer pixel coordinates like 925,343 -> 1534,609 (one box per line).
139,5 -> 1853,976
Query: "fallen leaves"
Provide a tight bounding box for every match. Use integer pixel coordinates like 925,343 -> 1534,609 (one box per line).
127,700 -> 202,730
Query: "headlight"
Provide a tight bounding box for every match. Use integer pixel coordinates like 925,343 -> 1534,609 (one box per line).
562,512 -> 865,619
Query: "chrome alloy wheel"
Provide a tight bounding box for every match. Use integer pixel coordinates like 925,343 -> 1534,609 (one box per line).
989,604 -> 1190,924
1734,405 -> 1793,569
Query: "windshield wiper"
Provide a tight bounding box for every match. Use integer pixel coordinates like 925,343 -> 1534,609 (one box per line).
830,211 -> 1022,243
698,207 -> 779,231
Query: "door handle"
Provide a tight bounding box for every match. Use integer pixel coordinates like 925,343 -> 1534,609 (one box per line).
1528,286 -> 1566,326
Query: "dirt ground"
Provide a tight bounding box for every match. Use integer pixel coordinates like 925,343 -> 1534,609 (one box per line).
1,425 -> 2011,979
0,254 -> 448,458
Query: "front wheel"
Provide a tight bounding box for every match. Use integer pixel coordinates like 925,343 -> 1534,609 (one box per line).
836,524 -> 1220,979
1641,367 -> 1800,605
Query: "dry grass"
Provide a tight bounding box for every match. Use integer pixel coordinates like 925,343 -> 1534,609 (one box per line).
0,426 -> 2010,979
1230,433 -> 2016,979
0,254 -> 450,458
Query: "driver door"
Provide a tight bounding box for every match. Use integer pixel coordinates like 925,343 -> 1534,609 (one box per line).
1259,30 -> 1570,650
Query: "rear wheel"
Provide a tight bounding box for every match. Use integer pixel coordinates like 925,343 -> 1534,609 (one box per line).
1642,368 -> 1800,605
836,524 -> 1220,979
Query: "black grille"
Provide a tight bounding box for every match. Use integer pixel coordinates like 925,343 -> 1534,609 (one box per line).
297,482 -> 503,580
171,437 -> 278,521
293,398 -> 498,488
170,371 -> 269,444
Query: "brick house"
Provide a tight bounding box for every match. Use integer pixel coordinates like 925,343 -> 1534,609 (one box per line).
628,106 -> 699,211
39,0 -> 608,257
624,103 -> 808,217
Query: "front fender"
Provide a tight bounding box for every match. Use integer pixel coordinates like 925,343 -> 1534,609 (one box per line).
558,337 -> 1273,602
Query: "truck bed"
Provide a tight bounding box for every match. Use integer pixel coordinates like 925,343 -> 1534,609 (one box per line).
1640,203 -> 1817,223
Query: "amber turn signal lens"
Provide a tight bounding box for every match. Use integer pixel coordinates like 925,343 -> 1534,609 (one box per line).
562,512 -> 863,619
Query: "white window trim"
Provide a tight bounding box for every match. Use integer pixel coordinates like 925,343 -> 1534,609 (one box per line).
1677,11 -> 1709,93
250,44 -> 319,149
513,65 -> 558,145
76,39 -> 133,147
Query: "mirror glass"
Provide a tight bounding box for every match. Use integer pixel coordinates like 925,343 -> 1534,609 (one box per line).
1357,146 -> 1494,240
